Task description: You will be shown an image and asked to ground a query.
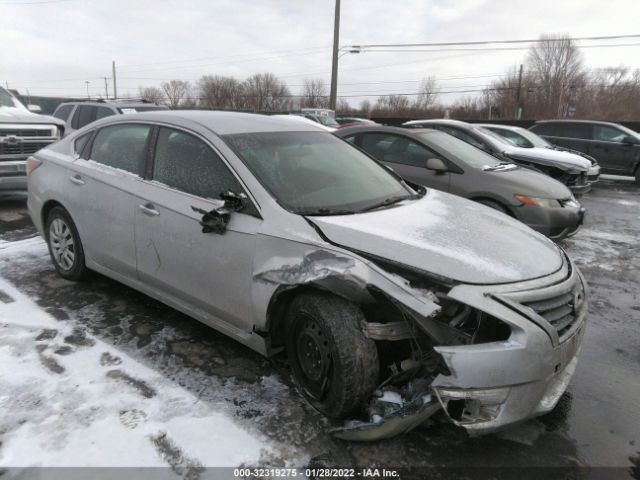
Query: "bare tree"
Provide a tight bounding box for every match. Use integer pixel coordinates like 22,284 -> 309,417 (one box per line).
373,95 -> 411,114
138,86 -> 165,105
360,99 -> 372,115
336,98 -> 351,114
161,80 -> 193,108
300,79 -> 328,108
197,75 -> 244,110
414,76 -> 438,111
242,73 -> 291,112
526,34 -> 585,117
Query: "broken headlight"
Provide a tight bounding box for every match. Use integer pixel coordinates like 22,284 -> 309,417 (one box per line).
436,295 -> 511,345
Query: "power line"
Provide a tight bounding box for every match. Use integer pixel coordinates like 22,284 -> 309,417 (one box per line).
344,34 -> 640,49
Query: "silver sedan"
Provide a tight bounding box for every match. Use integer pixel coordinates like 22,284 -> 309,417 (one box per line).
27,111 -> 587,440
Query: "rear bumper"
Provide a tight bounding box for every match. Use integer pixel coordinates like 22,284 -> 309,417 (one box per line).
0,161 -> 27,191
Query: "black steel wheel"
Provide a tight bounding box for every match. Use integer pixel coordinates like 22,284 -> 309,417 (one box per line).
286,292 -> 379,418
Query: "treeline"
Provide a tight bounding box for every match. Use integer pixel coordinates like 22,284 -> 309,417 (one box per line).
137,35 -> 640,120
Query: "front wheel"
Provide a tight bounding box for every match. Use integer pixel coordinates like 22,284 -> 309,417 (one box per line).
285,292 -> 379,418
45,206 -> 88,281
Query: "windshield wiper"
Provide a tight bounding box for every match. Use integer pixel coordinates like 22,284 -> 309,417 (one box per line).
483,162 -> 515,171
357,194 -> 414,213
300,207 -> 358,216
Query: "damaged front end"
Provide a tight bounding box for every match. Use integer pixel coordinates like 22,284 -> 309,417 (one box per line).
252,232 -> 586,442
331,272 -> 513,441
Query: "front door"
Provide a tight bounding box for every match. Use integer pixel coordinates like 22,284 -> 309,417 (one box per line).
358,132 -> 451,192
133,126 -> 261,331
590,124 -> 638,174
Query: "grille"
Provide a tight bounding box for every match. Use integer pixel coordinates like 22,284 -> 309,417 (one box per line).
0,142 -> 47,156
521,283 -> 585,338
0,128 -> 54,137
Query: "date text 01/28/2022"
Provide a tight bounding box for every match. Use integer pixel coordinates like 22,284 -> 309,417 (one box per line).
233,468 -> 400,478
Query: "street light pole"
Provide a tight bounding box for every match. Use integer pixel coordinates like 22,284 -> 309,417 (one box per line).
85,81 -> 90,99
329,0 -> 341,111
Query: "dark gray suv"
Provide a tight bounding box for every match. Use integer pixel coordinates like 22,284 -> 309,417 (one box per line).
530,120 -> 640,185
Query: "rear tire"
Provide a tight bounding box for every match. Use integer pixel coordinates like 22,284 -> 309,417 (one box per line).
45,207 -> 88,281
285,292 -> 379,418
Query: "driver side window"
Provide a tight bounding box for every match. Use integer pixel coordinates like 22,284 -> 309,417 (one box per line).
152,127 -> 246,202
360,133 -> 441,167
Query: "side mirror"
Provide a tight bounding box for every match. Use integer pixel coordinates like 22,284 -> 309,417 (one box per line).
621,135 -> 637,145
425,158 -> 448,173
191,191 -> 247,234
27,104 -> 42,113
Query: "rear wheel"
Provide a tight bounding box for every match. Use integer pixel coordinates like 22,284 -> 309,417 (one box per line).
285,292 -> 379,418
45,207 -> 88,281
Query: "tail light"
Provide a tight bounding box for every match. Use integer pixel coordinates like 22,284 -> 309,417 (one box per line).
26,156 -> 42,174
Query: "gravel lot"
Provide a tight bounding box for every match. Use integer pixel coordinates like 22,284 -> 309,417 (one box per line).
0,178 -> 638,478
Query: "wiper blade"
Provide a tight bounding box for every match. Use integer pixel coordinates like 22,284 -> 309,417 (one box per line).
358,195 -> 413,213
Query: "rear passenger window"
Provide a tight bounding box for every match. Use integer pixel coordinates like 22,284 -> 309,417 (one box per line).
559,123 -> 591,140
53,104 -> 73,121
153,127 -> 243,200
74,132 -> 93,157
90,124 -> 151,175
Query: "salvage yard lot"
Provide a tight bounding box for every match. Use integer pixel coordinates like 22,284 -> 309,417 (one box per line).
0,178 -> 638,476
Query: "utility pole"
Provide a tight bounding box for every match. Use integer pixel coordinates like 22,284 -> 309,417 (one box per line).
515,63 -> 523,119
85,81 -> 90,99
102,77 -> 110,99
112,60 -> 118,99
329,0 -> 341,111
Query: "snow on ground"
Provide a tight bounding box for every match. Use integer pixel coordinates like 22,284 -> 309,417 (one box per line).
0,239 -> 273,470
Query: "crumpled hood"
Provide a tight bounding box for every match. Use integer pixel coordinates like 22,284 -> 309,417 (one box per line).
0,106 -> 65,127
309,190 -> 563,285
503,145 -> 591,173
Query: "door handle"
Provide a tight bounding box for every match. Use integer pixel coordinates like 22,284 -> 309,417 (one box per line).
69,174 -> 85,185
139,203 -> 160,216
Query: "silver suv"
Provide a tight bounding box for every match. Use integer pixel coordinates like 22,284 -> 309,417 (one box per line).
0,87 -> 64,192
27,111 -> 587,440
52,99 -> 168,135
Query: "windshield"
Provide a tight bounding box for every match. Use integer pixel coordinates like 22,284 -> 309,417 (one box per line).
315,116 -> 340,127
506,127 -> 551,148
0,88 -> 24,109
223,132 -> 415,214
477,127 -> 518,147
418,131 -> 503,169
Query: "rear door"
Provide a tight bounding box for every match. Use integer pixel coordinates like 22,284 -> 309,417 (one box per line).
66,123 -> 152,279
533,122 -> 592,155
357,132 -> 452,192
590,124 -> 638,173
133,126 -> 261,331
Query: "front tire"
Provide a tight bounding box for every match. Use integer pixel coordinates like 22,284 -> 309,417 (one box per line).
285,292 -> 379,418
476,199 -> 511,216
45,207 -> 88,281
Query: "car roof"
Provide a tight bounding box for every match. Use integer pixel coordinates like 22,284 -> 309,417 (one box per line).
85,110 -> 327,135
57,101 -> 165,108
477,123 -> 525,131
533,119 -> 622,127
404,118 -> 472,128
334,124 -> 439,136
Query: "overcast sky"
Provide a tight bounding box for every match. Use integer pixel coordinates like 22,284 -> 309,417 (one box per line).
2,0 -> 640,107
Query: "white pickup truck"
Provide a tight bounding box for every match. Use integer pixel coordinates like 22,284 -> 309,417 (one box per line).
0,87 -> 65,192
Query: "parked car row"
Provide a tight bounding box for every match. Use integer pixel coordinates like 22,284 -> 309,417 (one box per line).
27,111 -> 587,441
